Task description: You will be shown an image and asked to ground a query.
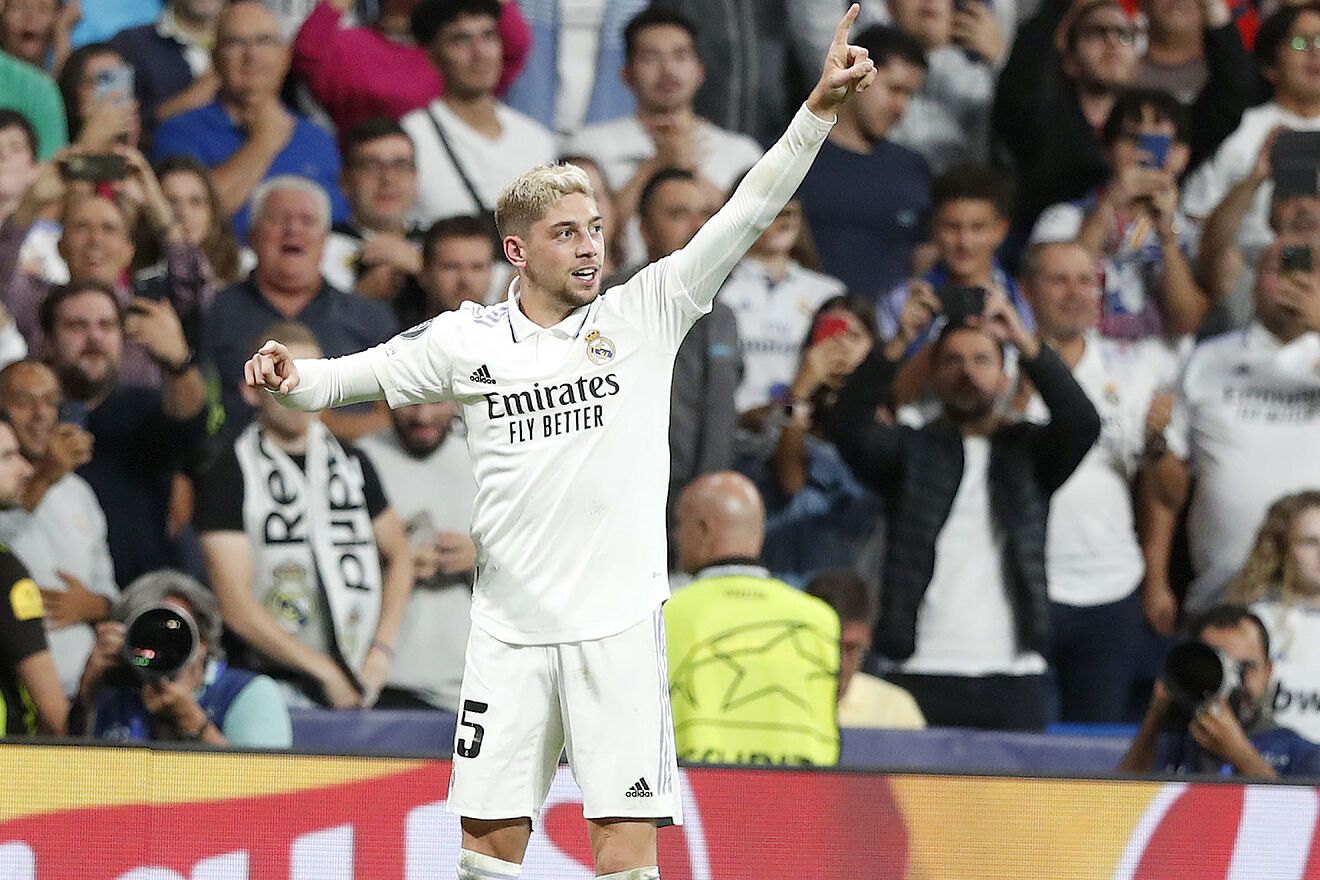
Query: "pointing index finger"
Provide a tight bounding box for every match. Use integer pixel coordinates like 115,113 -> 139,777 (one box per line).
833,3 -> 860,47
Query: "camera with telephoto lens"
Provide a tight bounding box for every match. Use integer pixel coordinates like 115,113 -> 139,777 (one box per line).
122,604 -> 200,680
1162,640 -> 1246,712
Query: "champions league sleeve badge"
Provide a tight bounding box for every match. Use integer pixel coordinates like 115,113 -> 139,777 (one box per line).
585,329 -> 616,365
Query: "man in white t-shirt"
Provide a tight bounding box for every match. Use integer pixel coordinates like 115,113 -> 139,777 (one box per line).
563,8 -> 763,210
1017,241 -> 1179,721
1144,235 -> 1320,630
401,0 -> 557,226
242,10 -> 877,879
1182,6 -> 1320,262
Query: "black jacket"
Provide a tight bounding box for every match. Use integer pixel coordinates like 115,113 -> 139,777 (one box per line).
820,346 -> 1101,661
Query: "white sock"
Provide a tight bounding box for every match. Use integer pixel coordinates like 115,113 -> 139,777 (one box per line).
457,849 -> 522,880
596,869 -> 660,880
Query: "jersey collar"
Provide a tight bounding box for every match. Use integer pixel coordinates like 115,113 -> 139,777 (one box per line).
505,277 -> 592,343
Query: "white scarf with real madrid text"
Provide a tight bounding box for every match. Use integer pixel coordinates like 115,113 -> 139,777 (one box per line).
235,420 -> 381,673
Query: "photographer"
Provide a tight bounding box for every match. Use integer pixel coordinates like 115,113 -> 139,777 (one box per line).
1119,604 -> 1320,778
77,569 -> 291,748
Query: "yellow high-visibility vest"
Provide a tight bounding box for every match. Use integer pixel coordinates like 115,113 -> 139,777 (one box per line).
664,567 -> 840,766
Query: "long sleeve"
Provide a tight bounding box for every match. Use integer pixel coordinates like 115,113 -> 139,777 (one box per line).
1188,22 -> 1258,170
817,348 -> 905,490
1022,345 -> 1102,492
664,104 -> 834,310
275,350 -> 388,411
291,0 -> 340,82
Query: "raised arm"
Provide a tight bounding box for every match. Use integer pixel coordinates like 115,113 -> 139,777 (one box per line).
663,5 -> 876,309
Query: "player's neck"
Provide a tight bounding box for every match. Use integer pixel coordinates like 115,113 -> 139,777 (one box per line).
517,279 -> 580,328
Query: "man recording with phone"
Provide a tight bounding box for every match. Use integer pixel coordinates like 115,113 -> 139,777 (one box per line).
1119,605 -> 1320,778
819,291 -> 1101,729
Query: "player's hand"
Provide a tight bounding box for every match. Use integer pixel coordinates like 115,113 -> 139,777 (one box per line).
244,340 -> 301,394
806,5 -> 876,118
436,531 -> 477,576
39,571 -> 107,630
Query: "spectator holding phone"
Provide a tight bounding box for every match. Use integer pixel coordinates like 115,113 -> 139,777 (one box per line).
819,293 -> 1101,730
1183,5 -> 1320,266
758,296 -> 884,587
877,162 -> 1032,361
884,0 -> 1008,172
1142,236 -> 1320,633
1030,88 -> 1211,342
58,44 -> 143,151
110,0 -> 227,130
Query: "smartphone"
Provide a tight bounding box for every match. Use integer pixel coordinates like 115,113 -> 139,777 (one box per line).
935,285 -> 987,325
93,65 -> 134,105
811,315 -> 850,345
1280,244 -> 1313,274
62,153 -> 128,182
1137,133 -> 1172,169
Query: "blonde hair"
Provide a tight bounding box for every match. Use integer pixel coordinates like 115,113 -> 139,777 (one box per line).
1230,490 -> 1320,606
495,163 -> 595,238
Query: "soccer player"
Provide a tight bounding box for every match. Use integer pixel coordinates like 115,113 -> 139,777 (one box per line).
243,7 -> 877,878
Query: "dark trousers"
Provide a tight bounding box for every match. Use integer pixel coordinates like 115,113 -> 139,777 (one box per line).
1049,589 -> 1143,723
884,671 -> 1048,731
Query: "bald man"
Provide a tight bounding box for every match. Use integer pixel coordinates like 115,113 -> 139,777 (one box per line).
664,472 -> 841,765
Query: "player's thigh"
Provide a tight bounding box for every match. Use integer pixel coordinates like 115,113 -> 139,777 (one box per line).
557,608 -> 681,824
447,625 -> 564,823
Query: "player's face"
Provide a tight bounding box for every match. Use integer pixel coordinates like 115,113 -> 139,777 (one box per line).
422,234 -> 495,313
343,134 -> 417,231
640,178 -> 709,260
0,362 -> 61,461
392,401 -> 457,456
624,24 -> 704,113
431,13 -> 502,98
930,328 -> 1004,423
932,198 -> 1007,281
853,58 -> 923,143
1290,506 -> 1320,595
516,192 -> 605,310
1026,244 -> 1100,340
0,423 -> 33,509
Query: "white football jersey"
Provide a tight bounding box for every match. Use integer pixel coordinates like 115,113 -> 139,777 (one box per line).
341,104 -> 836,645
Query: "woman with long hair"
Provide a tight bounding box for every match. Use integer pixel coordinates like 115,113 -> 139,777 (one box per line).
146,156 -> 242,286
57,43 -> 142,149
1229,490 -> 1320,741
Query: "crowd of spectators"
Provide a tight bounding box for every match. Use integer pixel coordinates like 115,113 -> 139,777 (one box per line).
1,0 -> 1319,783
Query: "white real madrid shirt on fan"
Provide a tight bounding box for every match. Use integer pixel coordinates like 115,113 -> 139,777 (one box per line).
1253,599 -> 1320,743
1168,324 -> 1320,612
278,104 -> 837,647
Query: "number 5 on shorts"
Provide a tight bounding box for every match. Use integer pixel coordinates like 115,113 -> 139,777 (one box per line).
456,700 -> 489,758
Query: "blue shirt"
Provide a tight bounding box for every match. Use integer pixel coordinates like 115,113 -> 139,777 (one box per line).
204,278 -> 398,432
109,24 -> 195,128
797,138 -> 931,299
1157,724 -> 1320,778
151,100 -> 349,242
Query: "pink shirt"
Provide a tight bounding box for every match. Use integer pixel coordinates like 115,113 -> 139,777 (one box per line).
292,0 -> 532,136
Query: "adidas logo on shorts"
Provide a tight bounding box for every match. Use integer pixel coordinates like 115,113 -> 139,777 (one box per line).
625,778 -> 654,798
470,364 -> 496,385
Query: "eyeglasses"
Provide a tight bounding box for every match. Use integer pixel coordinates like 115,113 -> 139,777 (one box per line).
350,158 -> 416,175
1077,24 -> 1137,45
1287,34 -> 1320,52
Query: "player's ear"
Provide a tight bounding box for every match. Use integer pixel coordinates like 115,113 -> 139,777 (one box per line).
503,235 -> 528,270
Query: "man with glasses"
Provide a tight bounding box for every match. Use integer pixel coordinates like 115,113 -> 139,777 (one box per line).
1183,5 -> 1320,270
995,0 -> 1139,238
322,118 -> 426,307
152,0 -> 348,242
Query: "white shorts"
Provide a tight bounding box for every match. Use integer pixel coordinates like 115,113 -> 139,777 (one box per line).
446,607 -> 682,827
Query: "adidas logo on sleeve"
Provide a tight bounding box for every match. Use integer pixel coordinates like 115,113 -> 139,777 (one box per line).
625,778 -> 653,798
470,365 -> 496,385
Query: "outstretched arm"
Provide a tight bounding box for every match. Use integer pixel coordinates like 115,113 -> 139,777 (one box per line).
245,340 -> 386,412
663,5 -> 876,310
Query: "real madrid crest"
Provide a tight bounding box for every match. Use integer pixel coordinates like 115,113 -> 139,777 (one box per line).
585,329 -> 616,364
